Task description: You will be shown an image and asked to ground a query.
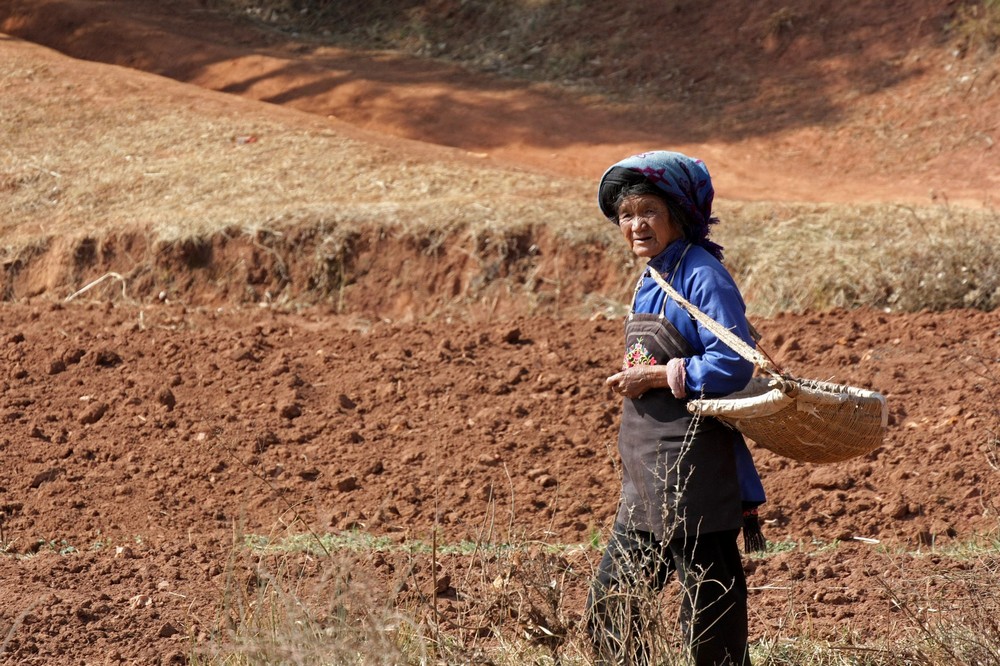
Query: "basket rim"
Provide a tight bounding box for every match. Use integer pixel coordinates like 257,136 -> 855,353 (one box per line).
687,385 -> 789,419
688,376 -> 888,426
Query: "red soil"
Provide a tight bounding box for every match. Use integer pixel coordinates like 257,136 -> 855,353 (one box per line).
1,302 -> 998,662
1,1 -> 999,663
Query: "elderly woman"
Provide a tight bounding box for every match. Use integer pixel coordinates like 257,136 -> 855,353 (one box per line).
586,151 -> 763,666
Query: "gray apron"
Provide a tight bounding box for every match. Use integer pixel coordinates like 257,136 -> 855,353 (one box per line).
615,265 -> 742,540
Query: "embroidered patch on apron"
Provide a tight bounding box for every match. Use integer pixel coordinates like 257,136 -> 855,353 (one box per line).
623,336 -> 657,369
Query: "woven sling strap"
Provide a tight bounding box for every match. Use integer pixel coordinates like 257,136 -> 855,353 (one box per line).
646,266 -> 779,379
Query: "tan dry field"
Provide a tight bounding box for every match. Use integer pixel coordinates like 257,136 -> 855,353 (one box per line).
1,1 -> 1000,664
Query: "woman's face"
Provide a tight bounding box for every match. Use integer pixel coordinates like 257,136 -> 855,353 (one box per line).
617,193 -> 683,258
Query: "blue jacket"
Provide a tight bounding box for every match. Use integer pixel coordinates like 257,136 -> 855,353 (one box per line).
632,240 -> 766,505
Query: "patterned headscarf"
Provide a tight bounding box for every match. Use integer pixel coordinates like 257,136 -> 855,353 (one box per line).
598,150 -> 723,261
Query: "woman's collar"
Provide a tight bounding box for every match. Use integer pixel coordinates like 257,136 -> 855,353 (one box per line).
647,239 -> 688,273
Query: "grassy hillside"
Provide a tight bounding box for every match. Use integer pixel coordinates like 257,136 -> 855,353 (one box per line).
4,34 -> 1000,316
2,3 -> 999,315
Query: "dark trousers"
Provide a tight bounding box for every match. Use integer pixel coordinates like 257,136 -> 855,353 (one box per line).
586,525 -> 750,666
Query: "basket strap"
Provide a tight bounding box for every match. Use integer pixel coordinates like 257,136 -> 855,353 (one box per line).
647,265 -> 782,378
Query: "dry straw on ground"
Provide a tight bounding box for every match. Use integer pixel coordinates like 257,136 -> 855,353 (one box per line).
5,39 -> 999,316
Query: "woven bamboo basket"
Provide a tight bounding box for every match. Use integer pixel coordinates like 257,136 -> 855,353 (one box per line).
688,376 -> 887,463
647,267 -> 888,464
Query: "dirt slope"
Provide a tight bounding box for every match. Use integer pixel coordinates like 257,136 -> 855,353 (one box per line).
1,0 -> 998,207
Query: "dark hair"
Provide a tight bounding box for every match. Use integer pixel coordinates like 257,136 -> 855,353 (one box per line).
610,178 -> 698,241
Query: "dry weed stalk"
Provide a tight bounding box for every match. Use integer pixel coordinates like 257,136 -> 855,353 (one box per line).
417,462 -> 586,665
875,561 -> 1000,666
952,0 -> 1000,53
204,528 -> 418,666
0,598 -> 42,660
64,272 -> 129,303
191,433 -> 425,665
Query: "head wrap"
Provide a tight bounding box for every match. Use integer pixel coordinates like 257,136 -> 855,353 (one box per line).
598,150 -> 724,261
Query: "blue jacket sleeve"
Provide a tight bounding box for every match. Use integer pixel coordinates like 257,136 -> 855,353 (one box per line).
679,263 -> 755,396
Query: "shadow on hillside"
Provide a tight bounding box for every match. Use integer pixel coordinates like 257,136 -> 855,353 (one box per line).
0,0 -> 951,151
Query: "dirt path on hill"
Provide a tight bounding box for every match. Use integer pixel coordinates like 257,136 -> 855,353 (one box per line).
1,0 -> 998,207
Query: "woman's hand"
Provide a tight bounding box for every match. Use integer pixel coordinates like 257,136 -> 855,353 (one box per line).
606,359 -> 687,400
606,364 -> 665,399
665,358 -> 687,399
607,366 -> 653,399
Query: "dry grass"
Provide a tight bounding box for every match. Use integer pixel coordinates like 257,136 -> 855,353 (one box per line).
0,40 -> 582,245
717,201 -> 1000,316
193,533 -> 421,665
195,423 -> 1000,666
951,0 -> 1000,53
203,522 -> 1000,666
3,31 -> 998,318
206,0 -> 620,94
4,11 -> 1000,666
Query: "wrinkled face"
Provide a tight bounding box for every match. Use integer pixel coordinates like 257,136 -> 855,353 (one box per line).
617,194 -> 683,258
